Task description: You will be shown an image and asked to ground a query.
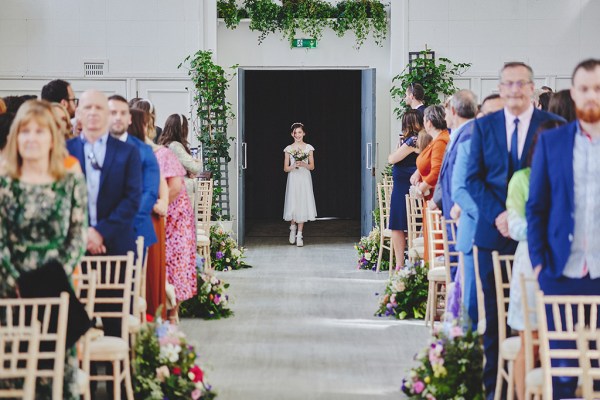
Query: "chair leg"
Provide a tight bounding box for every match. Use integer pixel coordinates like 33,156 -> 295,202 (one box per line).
431,282 -> 438,329
124,357 -> 135,400
494,358 -> 504,400
507,360 -> 515,400
425,280 -> 433,327
388,236 -> 394,277
204,245 -> 212,272
113,360 -> 121,400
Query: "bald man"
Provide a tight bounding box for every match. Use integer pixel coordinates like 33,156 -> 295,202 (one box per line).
67,90 -> 142,256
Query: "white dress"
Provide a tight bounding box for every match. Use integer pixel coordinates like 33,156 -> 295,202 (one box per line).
283,144 -> 317,223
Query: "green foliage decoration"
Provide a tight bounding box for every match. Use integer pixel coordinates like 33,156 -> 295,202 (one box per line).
375,261 -> 429,320
179,50 -> 238,219
390,49 -> 472,119
217,0 -> 389,49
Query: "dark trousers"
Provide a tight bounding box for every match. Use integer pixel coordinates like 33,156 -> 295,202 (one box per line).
478,243 -> 517,398
539,273 -> 600,400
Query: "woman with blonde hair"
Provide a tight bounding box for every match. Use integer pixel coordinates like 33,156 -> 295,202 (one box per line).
0,100 -> 87,398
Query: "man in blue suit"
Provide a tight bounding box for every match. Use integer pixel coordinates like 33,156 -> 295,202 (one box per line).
67,90 -> 142,256
108,94 -> 160,251
528,59 -> 600,399
451,94 -> 504,329
466,62 -> 564,399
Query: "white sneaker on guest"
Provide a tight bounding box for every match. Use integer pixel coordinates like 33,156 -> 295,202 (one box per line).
289,224 -> 297,244
296,232 -> 304,247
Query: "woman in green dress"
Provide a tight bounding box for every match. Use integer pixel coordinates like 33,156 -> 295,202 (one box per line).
0,100 -> 88,398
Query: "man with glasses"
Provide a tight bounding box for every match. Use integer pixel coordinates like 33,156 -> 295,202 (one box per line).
66,90 -> 142,256
465,62 -> 564,399
41,79 -> 78,118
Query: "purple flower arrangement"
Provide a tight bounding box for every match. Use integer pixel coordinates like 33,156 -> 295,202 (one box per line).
210,225 -> 248,271
354,226 -> 390,271
375,261 -> 428,320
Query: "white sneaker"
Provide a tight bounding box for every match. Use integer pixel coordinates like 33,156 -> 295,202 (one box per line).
296,232 -> 304,247
289,225 -> 297,244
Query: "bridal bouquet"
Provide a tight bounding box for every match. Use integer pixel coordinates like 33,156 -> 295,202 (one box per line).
133,319 -> 217,400
375,261 -> 428,319
401,321 -> 484,399
287,148 -> 309,162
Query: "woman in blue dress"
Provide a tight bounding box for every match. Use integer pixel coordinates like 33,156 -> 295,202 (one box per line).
387,110 -> 423,270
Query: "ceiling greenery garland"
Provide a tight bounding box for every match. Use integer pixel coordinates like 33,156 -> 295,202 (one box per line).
217,0 -> 389,49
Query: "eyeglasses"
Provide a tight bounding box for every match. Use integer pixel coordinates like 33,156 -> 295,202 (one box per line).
499,80 -> 532,89
87,151 -> 102,170
69,97 -> 79,106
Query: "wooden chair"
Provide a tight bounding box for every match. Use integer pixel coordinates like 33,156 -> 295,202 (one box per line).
0,293 -> 69,399
0,322 -> 40,400
128,237 -> 146,347
72,271 -> 97,400
405,194 -> 425,263
80,252 -> 135,400
535,291 -> 600,400
576,325 -> 600,400
473,245 -> 487,335
424,208 -> 450,328
196,179 -> 213,271
492,251 -> 519,400
518,274 -> 543,400
376,181 -> 394,274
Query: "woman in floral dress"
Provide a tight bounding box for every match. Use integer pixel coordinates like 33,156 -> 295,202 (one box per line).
153,144 -> 197,318
0,100 -> 87,399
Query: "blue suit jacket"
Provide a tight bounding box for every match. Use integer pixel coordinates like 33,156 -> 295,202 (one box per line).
466,108 -> 563,250
126,135 -> 159,248
439,120 -> 474,219
527,122 -> 577,279
67,135 -> 142,255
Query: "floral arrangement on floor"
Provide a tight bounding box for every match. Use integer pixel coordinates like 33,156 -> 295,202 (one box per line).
355,226 -> 390,271
375,261 -> 428,319
210,224 -> 250,271
179,271 -> 233,319
401,321 -> 484,400
133,318 -> 217,400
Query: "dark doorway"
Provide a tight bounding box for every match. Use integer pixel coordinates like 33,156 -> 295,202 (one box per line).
243,70 -> 362,237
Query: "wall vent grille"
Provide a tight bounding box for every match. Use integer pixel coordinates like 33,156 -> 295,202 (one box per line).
84,62 -> 105,77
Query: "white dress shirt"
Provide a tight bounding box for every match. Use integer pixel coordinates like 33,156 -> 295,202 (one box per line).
504,104 -> 534,159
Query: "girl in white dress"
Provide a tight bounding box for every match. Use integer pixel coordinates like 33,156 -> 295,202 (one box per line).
283,122 -> 317,246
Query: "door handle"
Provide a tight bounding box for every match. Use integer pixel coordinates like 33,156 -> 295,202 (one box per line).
241,142 -> 247,170
366,142 -> 372,170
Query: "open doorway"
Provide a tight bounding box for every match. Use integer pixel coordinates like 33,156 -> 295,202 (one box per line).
241,69 -> 363,242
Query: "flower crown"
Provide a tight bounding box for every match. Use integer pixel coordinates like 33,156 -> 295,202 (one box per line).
291,122 -> 304,129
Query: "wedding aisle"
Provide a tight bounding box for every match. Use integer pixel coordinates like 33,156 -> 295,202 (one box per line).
180,236 -> 429,400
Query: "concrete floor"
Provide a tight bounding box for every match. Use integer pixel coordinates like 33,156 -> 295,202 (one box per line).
180,235 -> 429,400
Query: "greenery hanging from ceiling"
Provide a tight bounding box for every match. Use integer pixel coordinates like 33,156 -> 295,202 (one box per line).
217,0 -> 389,49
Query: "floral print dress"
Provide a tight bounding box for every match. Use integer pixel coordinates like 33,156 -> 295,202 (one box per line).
154,147 -> 197,302
0,172 -> 88,400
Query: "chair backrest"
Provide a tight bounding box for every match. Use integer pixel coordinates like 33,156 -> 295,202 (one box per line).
0,322 -> 40,400
195,179 -> 213,237
520,274 -> 541,373
79,252 -> 134,340
473,246 -> 486,334
377,182 -> 393,230
441,217 -> 459,284
535,291 -> 600,399
0,293 -> 69,399
576,325 -> 600,400
72,270 -> 97,376
405,194 -> 424,249
492,251 -> 513,344
425,208 -> 445,266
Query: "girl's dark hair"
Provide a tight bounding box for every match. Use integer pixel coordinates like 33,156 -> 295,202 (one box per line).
158,113 -> 190,154
548,90 -> 576,122
128,109 -> 148,142
291,122 -> 306,134
401,109 -> 424,140
527,119 -> 566,167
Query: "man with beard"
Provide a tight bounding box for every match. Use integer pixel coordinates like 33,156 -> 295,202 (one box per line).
527,58 -> 600,399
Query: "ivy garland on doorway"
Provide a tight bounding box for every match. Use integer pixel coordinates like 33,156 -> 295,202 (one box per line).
217,0 -> 389,49
178,50 -> 238,219
390,49 -> 472,119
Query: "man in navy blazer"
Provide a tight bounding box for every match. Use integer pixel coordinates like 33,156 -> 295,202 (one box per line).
466,62 -> 564,399
108,94 -> 159,250
527,59 -> 600,399
67,90 -> 142,256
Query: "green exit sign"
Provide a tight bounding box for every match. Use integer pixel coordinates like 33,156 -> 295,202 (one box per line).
292,38 -> 317,48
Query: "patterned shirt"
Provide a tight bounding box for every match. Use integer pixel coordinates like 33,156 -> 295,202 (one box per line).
562,124 -> 600,279
81,132 -> 108,226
